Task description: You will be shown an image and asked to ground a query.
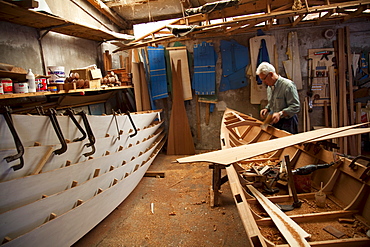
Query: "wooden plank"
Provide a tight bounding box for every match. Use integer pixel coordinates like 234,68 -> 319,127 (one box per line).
307,128 -> 370,142
226,165 -> 267,247
131,62 -> 142,111
167,47 -> 192,101
144,171 -> 165,178
356,102 -> 362,154
249,35 -> 276,104
323,225 -> 345,238
177,124 -> 363,165
196,95 -> 201,141
328,66 -> 338,128
138,62 -> 151,111
337,28 -> 347,153
166,60 -> 195,155
284,31 -> 303,89
31,146 -> 54,175
247,185 -> 311,247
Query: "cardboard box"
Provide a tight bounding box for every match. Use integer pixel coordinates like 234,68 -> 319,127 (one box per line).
87,79 -> 101,89
70,68 -> 102,80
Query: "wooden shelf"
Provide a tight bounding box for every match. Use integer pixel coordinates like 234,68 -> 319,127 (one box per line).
0,70 -> 27,81
0,86 -> 133,100
0,0 -> 123,42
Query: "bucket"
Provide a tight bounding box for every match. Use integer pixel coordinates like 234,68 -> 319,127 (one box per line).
14,82 -> 29,93
47,66 -> 65,84
1,78 -> 13,94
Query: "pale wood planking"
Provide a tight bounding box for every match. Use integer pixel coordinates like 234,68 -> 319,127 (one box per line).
177,124 -> 364,165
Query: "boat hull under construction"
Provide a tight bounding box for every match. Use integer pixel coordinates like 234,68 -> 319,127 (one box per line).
178,108 -> 370,247
0,108 -> 165,246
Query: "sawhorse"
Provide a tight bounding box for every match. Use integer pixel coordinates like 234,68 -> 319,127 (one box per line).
209,163 -> 229,207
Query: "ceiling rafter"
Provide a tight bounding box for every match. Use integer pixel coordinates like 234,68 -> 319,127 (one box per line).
316,9 -> 335,24
112,0 -> 370,51
86,0 -> 131,29
292,14 -> 306,26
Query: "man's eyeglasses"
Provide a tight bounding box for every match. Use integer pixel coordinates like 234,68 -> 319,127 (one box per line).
259,73 -> 270,81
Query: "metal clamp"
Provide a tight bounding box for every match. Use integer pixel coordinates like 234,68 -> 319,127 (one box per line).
64,109 -> 87,142
348,155 -> 370,182
47,108 -> 67,155
77,111 -> 96,157
126,111 -> 137,138
1,106 -> 24,171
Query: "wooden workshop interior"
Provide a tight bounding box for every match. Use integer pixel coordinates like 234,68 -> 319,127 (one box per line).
1,0 -> 370,246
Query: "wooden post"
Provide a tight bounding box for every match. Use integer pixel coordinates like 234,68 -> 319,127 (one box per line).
210,164 -> 222,207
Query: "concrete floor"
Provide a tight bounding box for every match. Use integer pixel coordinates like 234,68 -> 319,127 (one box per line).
73,153 -> 249,246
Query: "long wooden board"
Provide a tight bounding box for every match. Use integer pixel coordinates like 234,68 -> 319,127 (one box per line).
307,128 -> 370,142
177,124 -> 365,165
167,46 -> 192,101
226,165 -> 268,247
247,185 -> 311,247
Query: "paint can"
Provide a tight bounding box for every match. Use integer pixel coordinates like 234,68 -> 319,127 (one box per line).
47,66 -> 65,84
1,78 -> 13,94
36,78 -> 47,91
13,82 -> 29,93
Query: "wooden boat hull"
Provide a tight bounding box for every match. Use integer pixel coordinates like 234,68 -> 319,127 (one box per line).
0,110 -> 165,246
180,108 -> 370,246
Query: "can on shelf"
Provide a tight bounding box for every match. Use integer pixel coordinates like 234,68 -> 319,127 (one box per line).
13,82 -> 29,93
1,78 -> 13,94
36,78 -> 47,91
0,83 -> 3,94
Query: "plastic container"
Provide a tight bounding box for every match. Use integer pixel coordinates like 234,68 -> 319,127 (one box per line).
14,82 -> 29,93
27,69 -> 36,92
48,66 -> 65,84
315,182 -> 326,208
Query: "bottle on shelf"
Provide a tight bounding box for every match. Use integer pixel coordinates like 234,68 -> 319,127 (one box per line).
27,69 -> 36,92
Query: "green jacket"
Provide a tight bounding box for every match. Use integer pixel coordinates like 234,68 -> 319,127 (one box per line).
265,76 -> 300,118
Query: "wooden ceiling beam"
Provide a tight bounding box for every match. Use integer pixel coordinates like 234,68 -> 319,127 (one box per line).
316,9 -> 335,24
343,5 -> 367,21
113,0 -> 370,51
85,0 -> 131,29
292,14 -> 306,26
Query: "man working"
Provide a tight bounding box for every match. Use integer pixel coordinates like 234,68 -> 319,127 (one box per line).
256,62 -> 300,134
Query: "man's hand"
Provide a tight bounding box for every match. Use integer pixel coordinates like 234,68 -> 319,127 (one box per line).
260,109 -> 268,119
271,111 -> 283,124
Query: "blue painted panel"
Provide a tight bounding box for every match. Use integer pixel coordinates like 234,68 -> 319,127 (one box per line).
219,40 -> 249,92
147,46 -> 168,100
192,42 -> 217,95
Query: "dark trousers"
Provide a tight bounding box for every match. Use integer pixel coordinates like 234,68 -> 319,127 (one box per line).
273,114 -> 298,134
